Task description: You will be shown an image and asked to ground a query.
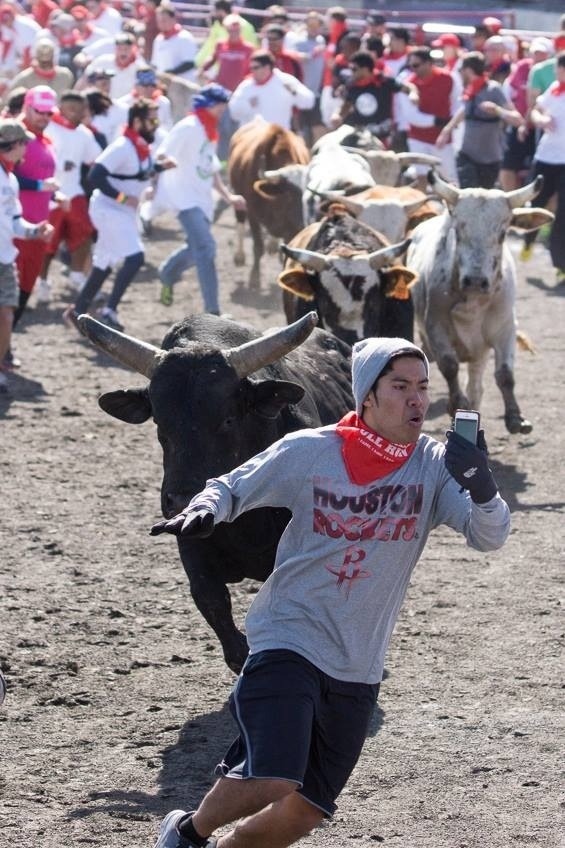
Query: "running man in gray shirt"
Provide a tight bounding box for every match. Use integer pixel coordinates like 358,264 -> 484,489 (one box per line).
150,336 -> 510,848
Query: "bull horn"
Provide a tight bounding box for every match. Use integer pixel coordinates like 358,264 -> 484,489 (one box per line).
77,314 -> 164,379
427,169 -> 460,205
225,311 -> 318,378
368,238 -> 412,269
280,244 -> 330,272
322,194 -> 364,216
403,196 -> 434,216
397,152 -> 442,167
262,169 -> 283,183
505,175 -> 543,209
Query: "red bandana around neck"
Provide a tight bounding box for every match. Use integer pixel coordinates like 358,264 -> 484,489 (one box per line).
550,80 -> 565,96
31,61 -> 56,79
462,73 -> 489,101
50,110 -> 78,130
336,411 -> 416,485
116,47 -> 138,69
123,126 -> 150,160
22,115 -> 51,145
193,107 -> 218,141
162,22 -> 182,40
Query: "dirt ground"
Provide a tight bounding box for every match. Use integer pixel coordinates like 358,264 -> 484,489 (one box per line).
0,209 -> 563,848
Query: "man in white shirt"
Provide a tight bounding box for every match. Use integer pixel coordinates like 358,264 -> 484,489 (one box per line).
39,89 -> 101,298
228,49 -> 315,130
82,32 -> 145,100
156,83 -> 245,314
84,0 -> 123,37
151,2 -> 197,84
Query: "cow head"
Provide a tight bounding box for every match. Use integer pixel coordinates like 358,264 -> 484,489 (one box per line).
78,312 -> 318,518
318,191 -> 436,244
429,170 -> 554,294
255,163 -> 308,193
280,239 -> 416,343
343,149 -> 441,186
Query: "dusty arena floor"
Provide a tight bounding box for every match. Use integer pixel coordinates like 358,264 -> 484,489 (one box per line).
0,210 -> 562,848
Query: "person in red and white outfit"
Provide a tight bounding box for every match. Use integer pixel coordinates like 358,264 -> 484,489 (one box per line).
37,89 -> 101,300
529,50 -> 565,283
116,65 -> 172,131
84,0 -> 123,38
151,2 -> 197,84
398,46 -> 461,187
82,31 -> 144,99
64,98 -> 175,330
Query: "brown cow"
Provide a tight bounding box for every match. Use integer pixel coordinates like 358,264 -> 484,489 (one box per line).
228,119 -> 310,288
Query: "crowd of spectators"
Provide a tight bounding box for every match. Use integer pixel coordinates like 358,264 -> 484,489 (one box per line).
0,1 -> 564,393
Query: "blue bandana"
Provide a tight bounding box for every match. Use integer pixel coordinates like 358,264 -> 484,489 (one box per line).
193,83 -> 231,109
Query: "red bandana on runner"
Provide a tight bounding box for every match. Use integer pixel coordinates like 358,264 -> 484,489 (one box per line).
116,46 -> 138,69
123,126 -> 151,160
193,107 -> 218,141
336,411 -> 416,485
22,116 -> 51,146
549,80 -> 565,96
462,73 -> 489,101
30,61 -> 56,80
50,110 -> 78,129
162,22 -> 182,40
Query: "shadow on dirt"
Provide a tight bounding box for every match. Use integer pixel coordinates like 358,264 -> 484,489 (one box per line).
0,372 -> 46,414
526,276 -> 565,297
230,281 -> 282,312
68,697 -> 386,821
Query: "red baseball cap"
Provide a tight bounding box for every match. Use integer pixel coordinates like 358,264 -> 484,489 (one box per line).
432,33 -> 461,48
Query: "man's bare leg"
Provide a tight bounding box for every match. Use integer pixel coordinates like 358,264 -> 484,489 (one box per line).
217,791 -> 325,848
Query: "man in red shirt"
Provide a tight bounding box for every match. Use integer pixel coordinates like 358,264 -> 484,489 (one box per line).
264,25 -> 302,81
200,13 -> 254,160
402,46 -> 460,187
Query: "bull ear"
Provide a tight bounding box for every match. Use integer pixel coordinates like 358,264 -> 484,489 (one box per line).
509,207 -> 554,233
248,379 -> 306,419
278,268 -> 316,300
380,267 -> 418,300
98,389 -> 152,424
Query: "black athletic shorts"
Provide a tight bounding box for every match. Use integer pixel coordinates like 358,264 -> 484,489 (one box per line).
501,125 -> 536,172
215,649 -> 380,816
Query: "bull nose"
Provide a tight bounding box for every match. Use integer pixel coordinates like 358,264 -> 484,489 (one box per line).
462,275 -> 489,292
164,492 -> 191,518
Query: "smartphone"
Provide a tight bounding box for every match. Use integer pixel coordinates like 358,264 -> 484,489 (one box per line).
453,409 -> 480,445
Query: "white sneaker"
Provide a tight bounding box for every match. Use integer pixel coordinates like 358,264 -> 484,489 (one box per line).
35,277 -> 52,304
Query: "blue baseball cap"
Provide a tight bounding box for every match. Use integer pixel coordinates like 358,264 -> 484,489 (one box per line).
193,83 -> 231,109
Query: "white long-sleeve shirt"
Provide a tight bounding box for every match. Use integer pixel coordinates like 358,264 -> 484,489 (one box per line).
0,166 -> 39,264
229,68 -> 315,130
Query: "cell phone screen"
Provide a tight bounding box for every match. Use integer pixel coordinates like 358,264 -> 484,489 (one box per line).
454,416 -> 479,444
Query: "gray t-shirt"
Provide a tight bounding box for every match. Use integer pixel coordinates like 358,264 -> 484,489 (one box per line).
190,426 -> 510,684
292,34 -> 326,95
461,80 -> 508,164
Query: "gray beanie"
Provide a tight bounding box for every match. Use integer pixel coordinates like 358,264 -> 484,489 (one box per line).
352,337 -> 429,414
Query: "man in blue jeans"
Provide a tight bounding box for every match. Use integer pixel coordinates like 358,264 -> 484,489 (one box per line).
156,84 -> 246,314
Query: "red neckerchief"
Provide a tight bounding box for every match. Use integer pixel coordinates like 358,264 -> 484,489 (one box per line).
329,19 -> 346,45
409,65 -> 441,87
123,126 -> 150,160
0,156 -> 15,173
31,61 -> 56,80
58,29 -> 80,47
353,74 -> 377,88
336,411 -> 416,485
250,68 -> 273,86
550,80 -> 565,96
193,107 -> 218,141
132,87 -> 160,100
462,73 -> 489,100
162,22 -> 182,40
385,49 -> 407,61
50,110 -> 78,130
116,47 -> 138,69
21,115 -> 52,146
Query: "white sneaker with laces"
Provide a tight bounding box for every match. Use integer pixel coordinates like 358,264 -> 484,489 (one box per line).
154,810 -> 189,848
35,277 -> 52,304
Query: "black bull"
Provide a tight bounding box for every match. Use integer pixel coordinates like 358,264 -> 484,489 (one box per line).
78,312 -> 353,673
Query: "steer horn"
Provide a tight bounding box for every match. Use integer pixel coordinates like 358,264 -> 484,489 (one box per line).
225,311 -> 318,378
396,152 -> 442,168
427,169 -> 460,205
505,175 -> 543,209
280,244 -> 330,272
77,314 -> 164,379
367,239 -> 412,269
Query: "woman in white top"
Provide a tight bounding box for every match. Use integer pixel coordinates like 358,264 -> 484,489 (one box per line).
529,51 -> 565,282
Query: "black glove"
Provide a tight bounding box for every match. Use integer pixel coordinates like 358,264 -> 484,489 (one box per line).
444,429 -> 498,503
434,116 -> 449,128
150,508 -> 215,538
